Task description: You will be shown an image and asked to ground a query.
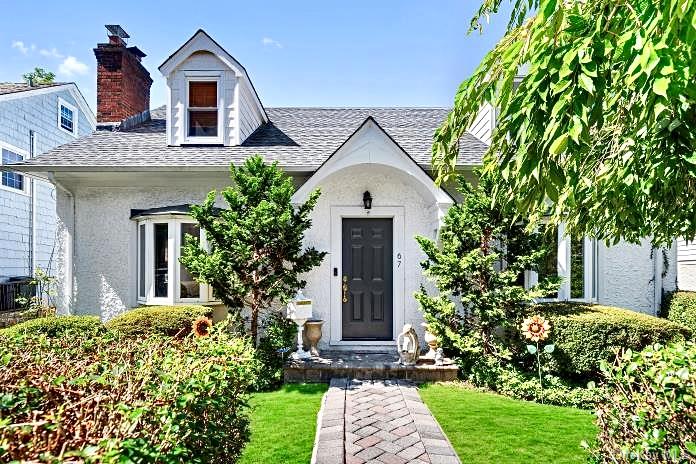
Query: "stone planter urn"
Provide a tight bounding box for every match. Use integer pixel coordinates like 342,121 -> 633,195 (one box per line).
421,323 -> 439,360
304,319 -> 324,356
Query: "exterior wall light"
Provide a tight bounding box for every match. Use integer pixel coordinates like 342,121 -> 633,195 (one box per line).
363,191 -> 373,210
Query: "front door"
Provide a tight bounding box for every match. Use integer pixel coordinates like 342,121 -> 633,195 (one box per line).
342,218 -> 393,340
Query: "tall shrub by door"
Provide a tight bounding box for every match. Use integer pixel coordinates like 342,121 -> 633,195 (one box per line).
180,155 -> 326,344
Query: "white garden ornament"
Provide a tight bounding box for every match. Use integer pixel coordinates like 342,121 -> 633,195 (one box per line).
286,290 -> 313,360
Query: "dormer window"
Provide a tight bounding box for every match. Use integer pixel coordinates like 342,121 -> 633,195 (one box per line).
187,79 -> 220,141
160,30 -> 268,146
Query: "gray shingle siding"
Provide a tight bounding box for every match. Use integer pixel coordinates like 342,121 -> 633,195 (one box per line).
0,88 -> 93,279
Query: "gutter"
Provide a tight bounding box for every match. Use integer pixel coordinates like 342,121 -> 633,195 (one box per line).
48,172 -> 75,315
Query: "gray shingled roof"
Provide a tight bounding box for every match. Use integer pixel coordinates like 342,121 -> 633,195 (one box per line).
15,105 -> 486,171
0,82 -> 68,96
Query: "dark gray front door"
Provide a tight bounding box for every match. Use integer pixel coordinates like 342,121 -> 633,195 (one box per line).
342,218 -> 393,340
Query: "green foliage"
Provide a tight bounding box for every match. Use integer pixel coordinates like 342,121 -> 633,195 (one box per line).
0,328 -> 258,463
663,291 -> 696,334
495,367 -> 598,409
434,0 -> 696,246
0,315 -> 104,338
14,268 -> 57,317
452,352 -> 597,409
254,310 -> 298,391
180,156 -> 326,345
530,303 -> 692,379
415,174 -> 559,366
104,305 -> 211,337
22,67 -> 55,85
593,342 -> 696,462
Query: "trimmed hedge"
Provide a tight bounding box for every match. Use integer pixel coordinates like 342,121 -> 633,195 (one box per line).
529,303 -> 692,379
594,342 -> 696,462
0,315 -> 104,338
664,291 -> 696,334
0,328 -> 258,463
105,305 -> 212,337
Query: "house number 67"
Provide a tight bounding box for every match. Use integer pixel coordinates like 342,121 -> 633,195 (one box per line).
397,253 -> 402,268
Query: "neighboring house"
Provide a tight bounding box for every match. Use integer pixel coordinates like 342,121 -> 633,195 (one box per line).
0,82 -> 94,290
10,26 -> 678,349
677,239 -> 696,291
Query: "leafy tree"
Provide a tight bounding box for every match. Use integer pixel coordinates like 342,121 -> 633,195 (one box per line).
433,0 -> 696,246
22,68 -> 55,85
180,156 -> 326,345
415,174 -> 559,374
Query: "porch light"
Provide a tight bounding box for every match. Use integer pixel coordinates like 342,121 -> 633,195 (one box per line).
363,191 -> 372,210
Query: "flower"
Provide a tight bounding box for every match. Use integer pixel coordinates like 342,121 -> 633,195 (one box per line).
521,315 -> 551,342
192,316 -> 213,337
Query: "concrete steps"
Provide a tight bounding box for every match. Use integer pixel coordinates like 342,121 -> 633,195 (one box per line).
284,351 -> 458,383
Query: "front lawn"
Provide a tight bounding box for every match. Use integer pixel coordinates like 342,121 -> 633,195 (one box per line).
239,383 -> 328,464
420,383 -> 597,464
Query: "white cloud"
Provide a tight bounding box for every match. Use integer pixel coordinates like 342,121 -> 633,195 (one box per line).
58,56 -> 88,77
11,40 -> 30,55
261,37 -> 283,48
40,47 -> 64,59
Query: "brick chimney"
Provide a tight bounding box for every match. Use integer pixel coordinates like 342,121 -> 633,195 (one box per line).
94,25 -> 152,124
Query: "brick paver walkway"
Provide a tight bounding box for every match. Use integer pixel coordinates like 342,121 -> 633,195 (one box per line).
312,378 -> 460,464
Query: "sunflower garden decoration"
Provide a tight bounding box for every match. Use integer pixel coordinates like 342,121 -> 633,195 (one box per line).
521,314 -> 554,403
192,316 -> 213,337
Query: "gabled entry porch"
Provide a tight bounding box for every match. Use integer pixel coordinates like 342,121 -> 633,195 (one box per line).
291,117 -> 455,350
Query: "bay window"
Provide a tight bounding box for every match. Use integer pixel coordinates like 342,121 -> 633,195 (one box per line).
527,223 -> 597,301
134,214 -> 216,305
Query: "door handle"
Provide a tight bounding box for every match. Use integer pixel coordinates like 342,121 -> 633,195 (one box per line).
342,275 -> 349,303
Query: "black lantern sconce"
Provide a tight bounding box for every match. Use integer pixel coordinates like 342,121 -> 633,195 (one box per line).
362,191 -> 373,210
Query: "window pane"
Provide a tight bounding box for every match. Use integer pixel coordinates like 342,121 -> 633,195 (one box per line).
60,105 -> 74,132
188,110 -> 218,137
189,81 -> 217,107
570,239 -> 585,298
154,223 -> 168,298
138,224 -> 146,298
538,224 -> 559,298
180,223 -> 200,299
2,149 -> 24,190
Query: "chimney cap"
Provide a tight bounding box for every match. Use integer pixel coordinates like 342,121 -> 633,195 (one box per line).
105,24 -> 130,40
127,46 -> 147,58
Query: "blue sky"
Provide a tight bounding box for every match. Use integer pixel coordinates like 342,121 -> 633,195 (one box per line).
1,0 -> 511,112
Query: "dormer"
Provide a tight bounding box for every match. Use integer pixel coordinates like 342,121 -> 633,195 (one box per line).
159,30 -> 267,146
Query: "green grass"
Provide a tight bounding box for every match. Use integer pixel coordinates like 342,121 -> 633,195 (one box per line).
239,383 -> 328,464
420,383 -> 597,464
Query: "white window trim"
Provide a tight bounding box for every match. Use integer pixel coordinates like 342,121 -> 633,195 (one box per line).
57,97 -> 78,137
0,140 -> 30,195
135,215 -> 219,306
183,73 -> 223,145
526,223 -> 597,303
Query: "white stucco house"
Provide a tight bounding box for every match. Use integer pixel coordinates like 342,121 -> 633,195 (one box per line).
9,26 -> 680,349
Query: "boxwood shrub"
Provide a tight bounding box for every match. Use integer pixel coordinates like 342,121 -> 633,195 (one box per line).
529,303 -> 692,379
105,305 -> 212,337
0,315 -> 104,338
0,328 -> 258,463
594,342 -> 696,462
663,291 -> 696,334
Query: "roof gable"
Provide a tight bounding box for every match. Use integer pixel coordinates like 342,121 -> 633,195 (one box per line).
158,29 -> 267,123
0,82 -> 96,128
292,116 -> 454,205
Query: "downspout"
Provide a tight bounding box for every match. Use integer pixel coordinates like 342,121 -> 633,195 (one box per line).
653,247 -> 663,316
28,174 -> 34,276
48,172 -> 74,315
